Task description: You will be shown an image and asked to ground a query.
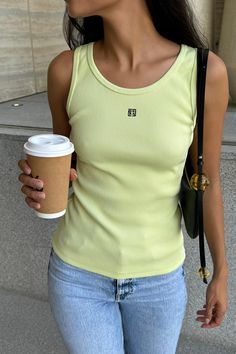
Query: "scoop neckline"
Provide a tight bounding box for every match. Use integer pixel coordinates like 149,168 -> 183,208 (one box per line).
87,41 -> 186,95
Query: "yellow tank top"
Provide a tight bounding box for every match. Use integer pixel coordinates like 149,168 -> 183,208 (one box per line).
51,41 -> 197,278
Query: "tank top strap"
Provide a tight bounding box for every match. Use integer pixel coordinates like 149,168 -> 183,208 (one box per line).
66,46 -> 82,114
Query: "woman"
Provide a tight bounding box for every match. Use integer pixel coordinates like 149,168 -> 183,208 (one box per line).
18,0 -> 229,353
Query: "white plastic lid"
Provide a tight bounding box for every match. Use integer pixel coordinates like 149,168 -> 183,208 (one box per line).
23,134 -> 74,157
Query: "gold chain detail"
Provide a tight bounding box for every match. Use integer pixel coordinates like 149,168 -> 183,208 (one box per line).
198,267 -> 211,279
190,173 -> 210,191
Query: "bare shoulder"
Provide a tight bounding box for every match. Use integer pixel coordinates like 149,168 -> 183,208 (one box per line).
48,50 -> 74,70
47,50 -> 75,109
207,50 -> 228,81
200,51 -> 230,181
205,50 -> 229,109
189,50 -> 229,174
48,50 -> 74,87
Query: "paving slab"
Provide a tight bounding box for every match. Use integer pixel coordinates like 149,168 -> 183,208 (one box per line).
0,93 -> 50,128
0,288 -> 67,354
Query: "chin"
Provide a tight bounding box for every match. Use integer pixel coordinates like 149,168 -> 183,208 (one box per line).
67,7 -> 90,19
67,10 -> 78,18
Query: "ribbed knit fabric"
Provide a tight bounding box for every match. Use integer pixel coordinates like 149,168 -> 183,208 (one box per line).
51,41 -> 197,278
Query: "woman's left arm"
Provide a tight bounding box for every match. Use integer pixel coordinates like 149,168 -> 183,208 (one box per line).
189,50 -> 230,328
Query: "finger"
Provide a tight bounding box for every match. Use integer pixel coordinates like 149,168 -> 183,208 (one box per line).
195,317 -> 206,322
201,323 -> 219,329
18,173 -> 44,191
18,159 -> 31,174
21,185 -> 45,202
18,174 -> 44,191
70,169 -> 78,181
205,301 -> 216,323
214,308 -> 226,325
201,317 -> 221,329
25,196 -> 41,210
196,310 -> 207,315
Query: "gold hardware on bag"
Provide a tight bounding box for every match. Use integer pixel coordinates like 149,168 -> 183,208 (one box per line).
198,267 -> 210,279
190,173 -> 210,191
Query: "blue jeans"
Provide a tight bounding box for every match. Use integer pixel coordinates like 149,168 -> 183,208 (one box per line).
47,248 -> 188,354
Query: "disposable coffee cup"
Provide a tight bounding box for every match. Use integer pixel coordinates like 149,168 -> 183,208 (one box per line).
23,134 -> 74,219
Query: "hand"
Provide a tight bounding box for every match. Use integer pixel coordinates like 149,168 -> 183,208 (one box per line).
18,159 -> 78,210
195,276 -> 228,329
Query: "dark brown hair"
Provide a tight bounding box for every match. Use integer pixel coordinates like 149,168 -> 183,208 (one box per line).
63,0 -> 209,49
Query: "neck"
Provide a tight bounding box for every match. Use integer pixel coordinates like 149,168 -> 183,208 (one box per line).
98,1 -> 169,70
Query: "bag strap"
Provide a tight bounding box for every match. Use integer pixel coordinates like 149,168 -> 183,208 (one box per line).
196,47 -> 209,284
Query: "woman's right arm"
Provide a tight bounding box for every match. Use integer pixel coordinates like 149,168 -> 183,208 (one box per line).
47,50 -> 77,171
18,50 -> 77,210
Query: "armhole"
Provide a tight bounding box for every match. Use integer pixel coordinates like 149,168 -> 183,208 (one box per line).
190,48 -> 197,129
66,47 -> 80,115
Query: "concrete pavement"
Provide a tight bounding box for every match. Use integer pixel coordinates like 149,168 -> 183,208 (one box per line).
0,93 -> 235,353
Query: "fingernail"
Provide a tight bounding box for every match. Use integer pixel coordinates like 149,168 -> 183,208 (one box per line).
73,172 -> 78,178
205,318 -> 210,324
25,168 -> 31,174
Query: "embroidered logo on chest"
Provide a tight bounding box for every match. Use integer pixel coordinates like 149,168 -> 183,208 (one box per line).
128,108 -> 137,117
